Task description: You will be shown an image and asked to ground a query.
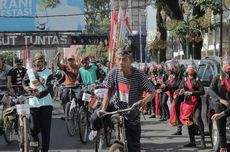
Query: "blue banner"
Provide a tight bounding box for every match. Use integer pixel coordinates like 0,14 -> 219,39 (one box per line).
0,0 -> 85,31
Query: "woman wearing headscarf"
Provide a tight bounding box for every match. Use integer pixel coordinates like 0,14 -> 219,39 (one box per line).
209,56 -> 230,152
160,61 -> 181,121
179,62 -> 206,148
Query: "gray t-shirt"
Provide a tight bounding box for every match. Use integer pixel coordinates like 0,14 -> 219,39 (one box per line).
0,64 -> 12,91
106,68 -> 154,123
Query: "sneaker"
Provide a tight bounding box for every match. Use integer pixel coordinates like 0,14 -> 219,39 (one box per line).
171,131 -> 182,135
88,130 -> 97,141
159,118 -> 167,121
60,116 -> 65,121
30,141 -> 39,147
149,115 -> 156,118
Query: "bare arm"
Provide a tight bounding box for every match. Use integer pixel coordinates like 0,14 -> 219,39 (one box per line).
7,75 -> 13,93
139,91 -> 155,108
101,88 -> 113,111
55,52 -> 65,70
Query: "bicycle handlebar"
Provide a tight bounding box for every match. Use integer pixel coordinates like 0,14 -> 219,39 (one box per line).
100,102 -> 140,117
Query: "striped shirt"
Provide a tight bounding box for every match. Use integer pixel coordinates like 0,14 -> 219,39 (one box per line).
106,67 -> 154,123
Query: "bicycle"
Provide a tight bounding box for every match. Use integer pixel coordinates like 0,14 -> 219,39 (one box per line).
0,91 -> 18,144
0,92 -> 33,152
99,102 -> 140,152
93,87 -> 114,152
15,95 -> 33,152
64,87 -> 81,136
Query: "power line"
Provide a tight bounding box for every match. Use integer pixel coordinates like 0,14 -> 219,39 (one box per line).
0,3 -> 149,18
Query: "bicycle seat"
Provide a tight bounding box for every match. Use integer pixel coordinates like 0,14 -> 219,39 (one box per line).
110,114 -> 121,124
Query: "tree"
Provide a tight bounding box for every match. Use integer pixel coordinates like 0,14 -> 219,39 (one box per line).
38,0 -> 60,10
84,0 -> 111,34
149,0 -> 217,60
2,52 -> 18,66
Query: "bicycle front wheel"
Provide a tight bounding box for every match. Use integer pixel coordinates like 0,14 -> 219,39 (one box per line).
78,105 -> 89,144
108,143 -> 124,152
22,116 -> 29,152
95,130 -> 104,152
65,102 -> 78,136
18,116 -> 29,152
3,125 -> 14,144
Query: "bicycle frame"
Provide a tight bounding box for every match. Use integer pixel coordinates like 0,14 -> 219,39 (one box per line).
102,102 -> 139,152
15,95 -> 33,152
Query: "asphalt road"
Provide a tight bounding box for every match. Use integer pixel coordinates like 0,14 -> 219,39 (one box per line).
0,101 -> 214,152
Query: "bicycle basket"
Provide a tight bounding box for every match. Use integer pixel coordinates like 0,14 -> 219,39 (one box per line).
3,106 -> 17,128
16,104 -> 30,115
82,92 -> 91,102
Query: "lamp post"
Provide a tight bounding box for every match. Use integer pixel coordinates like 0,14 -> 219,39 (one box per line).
220,0 -> 223,57
182,0 -> 190,59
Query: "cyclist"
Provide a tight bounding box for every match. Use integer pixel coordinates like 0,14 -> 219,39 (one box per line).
0,54 -> 13,134
55,52 -> 80,111
8,59 -> 27,95
90,47 -> 155,152
209,57 -> 230,152
22,52 -> 53,152
78,56 -> 103,85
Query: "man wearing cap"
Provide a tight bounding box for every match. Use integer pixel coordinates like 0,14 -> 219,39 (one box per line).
22,52 -> 53,152
209,57 -> 230,152
78,56 -> 102,85
8,59 -> 27,95
55,52 -> 80,111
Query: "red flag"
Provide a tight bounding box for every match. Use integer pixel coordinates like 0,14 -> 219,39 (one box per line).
109,7 -> 118,69
25,46 -> 30,69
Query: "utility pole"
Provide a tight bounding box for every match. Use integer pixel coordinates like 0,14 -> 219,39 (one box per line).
138,0 -> 143,63
219,0 -> 223,57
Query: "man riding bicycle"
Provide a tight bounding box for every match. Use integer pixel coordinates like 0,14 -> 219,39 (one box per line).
55,52 -> 80,111
78,56 -> 104,85
8,59 -> 27,95
90,47 -> 155,152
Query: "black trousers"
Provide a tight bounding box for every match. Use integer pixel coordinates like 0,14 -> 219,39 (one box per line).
187,99 -> 205,143
90,103 -> 141,152
174,96 -> 184,130
30,106 -> 53,152
214,102 -> 228,148
161,93 -> 170,119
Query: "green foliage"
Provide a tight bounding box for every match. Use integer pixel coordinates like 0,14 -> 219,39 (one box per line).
2,52 -> 18,66
194,0 -> 221,15
84,0 -> 111,34
38,0 -> 60,10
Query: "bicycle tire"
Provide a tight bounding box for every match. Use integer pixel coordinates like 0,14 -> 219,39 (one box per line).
53,85 -> 59,101
3,124 -> 14,144
78,105 -> 89,144
95,130 -> 104,152
105,126 -> 113,147
65,102 -> 78,136
22,116 -> 29,152
108,143 -> 124,152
